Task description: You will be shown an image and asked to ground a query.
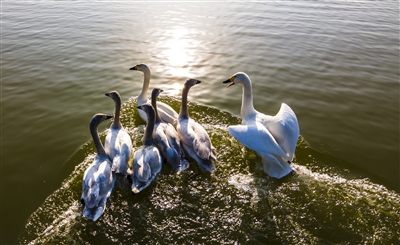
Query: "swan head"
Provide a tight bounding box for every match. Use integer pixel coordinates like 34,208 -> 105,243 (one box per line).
90,113 -> 113,127
137,103 -> 154,114
223,72 -> 250,88
129,63 -> 150,74
185,78 -> 201,88
151,88 -> 164,99
105,90 -> 120,101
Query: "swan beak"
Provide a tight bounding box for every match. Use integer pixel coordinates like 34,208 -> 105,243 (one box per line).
137,105 -> 142,110
105,92 -> 110,97
106,115 -> 113,120
129,65 -> 138,71
196,80 -> 201,84
223,78 -> 235,88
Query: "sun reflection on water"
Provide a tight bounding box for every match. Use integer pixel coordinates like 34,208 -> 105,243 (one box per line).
157,27 -> 197,79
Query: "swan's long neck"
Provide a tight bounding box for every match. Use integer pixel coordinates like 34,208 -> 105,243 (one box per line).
90,121 -> 107,158
138,69 -> 151,104
112,97 -> 122,129
240,78 -> 256,119
143,108 -> 155,146
151,94 -> 162,124
179,84 -> 190,120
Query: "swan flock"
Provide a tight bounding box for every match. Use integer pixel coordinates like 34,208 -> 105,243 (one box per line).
81,64 -> 299,221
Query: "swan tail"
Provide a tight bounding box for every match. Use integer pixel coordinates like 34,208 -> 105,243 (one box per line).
83,196 -> 107,221
166,147 -> 182,171
131,175 -> 154,194
261,154 -> 293,179
111,154 -> 130,176
177,159 -> 190,171
85,186 -> 99,209
111,155 -> 121,172
182,143 -> 215,172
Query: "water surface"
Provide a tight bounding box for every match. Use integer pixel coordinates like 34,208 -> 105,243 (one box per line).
1,1 -> 399,244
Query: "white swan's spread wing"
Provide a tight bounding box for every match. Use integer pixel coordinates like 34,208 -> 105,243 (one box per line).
228,124 -> 287,160
262,103 -> 299,160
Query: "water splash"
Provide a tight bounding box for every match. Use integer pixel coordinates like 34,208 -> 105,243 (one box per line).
19,97 -> 400,244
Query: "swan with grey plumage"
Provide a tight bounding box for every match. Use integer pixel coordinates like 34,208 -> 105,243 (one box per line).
104,91 -> 133,176
223,72 -> 299,179
81,113 -> 115,221
130,103 -> 162,194
151,88 -> 189,172
129,63 -> 178,125
177,78 -> 217,172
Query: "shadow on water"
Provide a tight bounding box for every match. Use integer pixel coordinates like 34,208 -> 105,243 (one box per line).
19,97 -> 400,244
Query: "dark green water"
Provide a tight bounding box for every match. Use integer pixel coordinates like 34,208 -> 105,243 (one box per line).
1,1 -> 399,244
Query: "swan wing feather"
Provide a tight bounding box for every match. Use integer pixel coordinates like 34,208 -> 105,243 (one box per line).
228,124 -> 288,159
133,149 -> 151,182
261,103 -> 299,160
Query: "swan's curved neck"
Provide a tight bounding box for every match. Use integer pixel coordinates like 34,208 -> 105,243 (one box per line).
90,122 -> 107,158
138,69 -> 151,104
111,97 -> 122,129
151,94 -> 162,123
179,84 -> 190,119
143,109 -> 155,146
240,78 -> 256,118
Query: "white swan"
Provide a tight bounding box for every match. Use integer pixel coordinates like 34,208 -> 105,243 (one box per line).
223,72 -> 299,179
104,91 -> 133,176
177,79 -> 217,172
129,63 -> 178,125
81,113 -> 115,221
151,88 -> 190,172
130,103 -> 162,194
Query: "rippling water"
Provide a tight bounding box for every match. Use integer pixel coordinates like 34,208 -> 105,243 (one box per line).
2,1 -> 399,244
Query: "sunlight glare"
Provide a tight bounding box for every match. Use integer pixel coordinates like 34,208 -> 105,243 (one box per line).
161,27 -> 195,78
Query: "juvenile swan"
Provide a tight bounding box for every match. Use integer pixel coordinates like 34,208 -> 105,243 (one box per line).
104,91 -> 133,176
223,72 -> 299,179
177,79 -> 217,172
129,63 -> 178,124
81,113 -> 115,221
151,88 -> 190,171
130,103 -> 162,194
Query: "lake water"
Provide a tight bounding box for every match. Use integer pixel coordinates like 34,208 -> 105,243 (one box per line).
2,1 -> 399,244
